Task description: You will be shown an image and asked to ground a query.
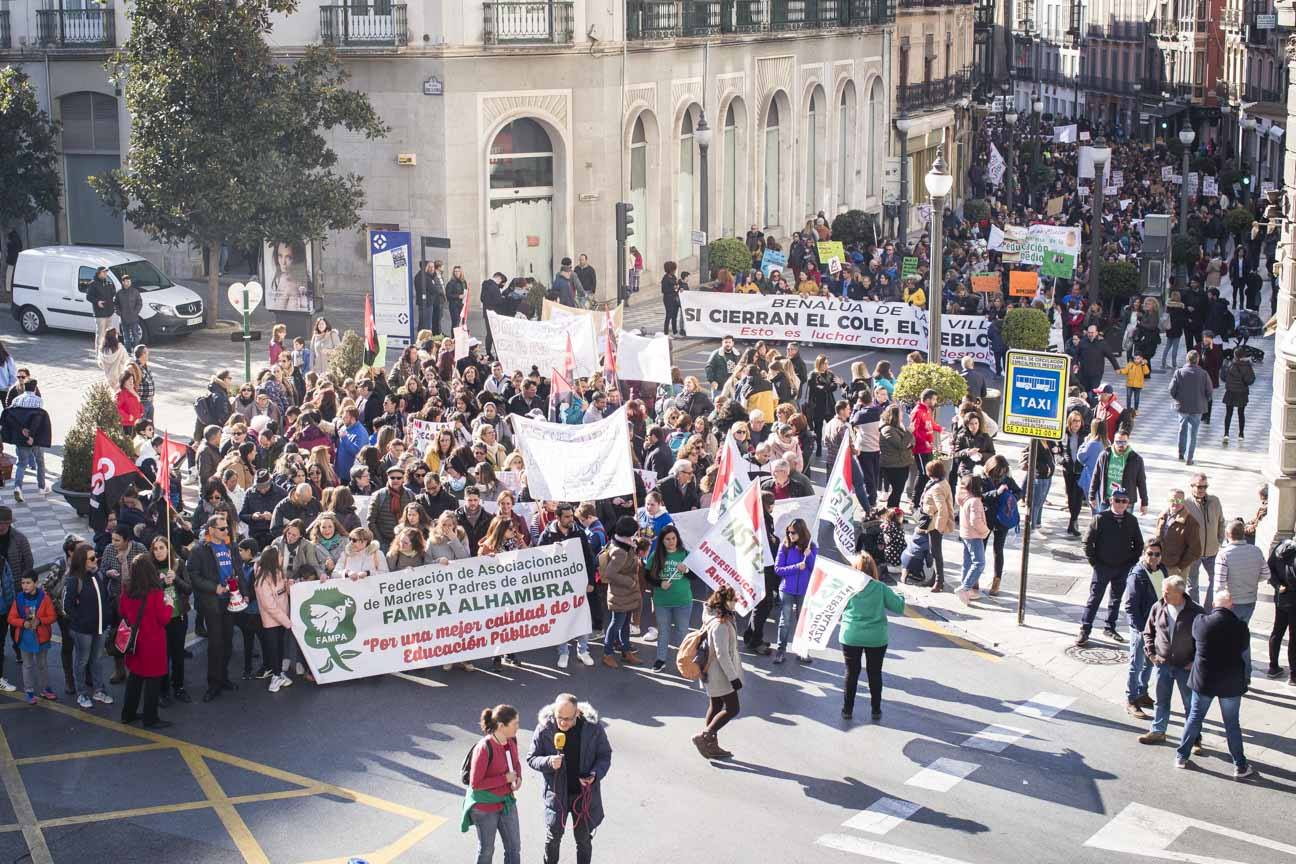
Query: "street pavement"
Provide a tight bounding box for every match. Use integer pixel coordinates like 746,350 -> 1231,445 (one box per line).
1,302 -> 1295,864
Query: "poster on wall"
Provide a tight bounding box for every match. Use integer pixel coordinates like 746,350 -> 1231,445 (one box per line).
369,230 -> 415,346
263,240 -> 316,313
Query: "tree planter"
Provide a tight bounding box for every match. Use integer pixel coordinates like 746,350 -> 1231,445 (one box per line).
53,480 -> 91,518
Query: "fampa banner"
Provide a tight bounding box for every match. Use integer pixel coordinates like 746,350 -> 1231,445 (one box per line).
289,538 -> 592,683
685,480 -> 770,615
487,311 -> 599,378
678,293 -> 993,363
510,406 -> 634,501
790,557 -> 871,653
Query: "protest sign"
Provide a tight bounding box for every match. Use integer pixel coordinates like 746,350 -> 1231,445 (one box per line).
488,311 -> 599,378
685,481 -> 770,615
901,257 -> 920,279
790,558 -> 871,653
1111,170 -> 1124,187
1009,270 -> 1039,297
1202,176 -> 1219,197
540,298 -> 624,335
290,538 -> 592,683
1104,186 -> 1119,196
816,241 -> 846,265
987,145 -> 1006,186
511,406 -> 634,501
678,293 -> 993,363
407,418 -> 453,455
971,273 -> 1001,293
1046,196 -> 1065,216
1161,166 -> 1173,181
761,248 -> 787,278
1041,251 -> 1076,279
1053,124 -> 1078,144
614,330 -> 672,383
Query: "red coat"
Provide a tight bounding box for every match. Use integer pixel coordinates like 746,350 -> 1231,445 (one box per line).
116,388 -> 144,428
118,590 -> 173,678
910,402 -> 943,455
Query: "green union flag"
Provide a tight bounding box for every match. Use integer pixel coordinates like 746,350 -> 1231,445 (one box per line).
1041,251 -> 1075,279
814,441 -> 859,561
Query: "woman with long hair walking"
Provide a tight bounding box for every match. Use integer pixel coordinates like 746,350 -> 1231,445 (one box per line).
463,704 -> 522,864
838,553 -> 905,720
693,586 -> 743,759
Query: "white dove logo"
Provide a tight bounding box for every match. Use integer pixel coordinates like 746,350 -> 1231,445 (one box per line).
90,457 -> 116,496
309,604 -> 346,634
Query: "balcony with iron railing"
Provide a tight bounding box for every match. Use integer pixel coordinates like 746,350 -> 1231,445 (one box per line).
1221,7 -> 1242,27
625,0 -> 893,39
1084,18 -> 1146,40
974,0 -> 994,25
1146,16 -> 1180,37
898,0 -> 973,8
319,4 -> 408,46
0,10 -> 10,48
1077,74 -> 1139,95
895,67 -> 973,112
36,7 -> 115,48
483,1 -> 575,43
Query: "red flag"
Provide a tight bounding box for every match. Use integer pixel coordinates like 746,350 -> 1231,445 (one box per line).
363,294 -> 378,356
157,433 -> 186,501
90,429 -> 142,531
549,334 -> 577,419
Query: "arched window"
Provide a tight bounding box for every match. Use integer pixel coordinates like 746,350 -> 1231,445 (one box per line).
630,115 -> 650,258
489,118 -> 554,191
723,102 -> 737,237
677,110 -> 695,259
805,91 -> 817,218
764,100 -> 780,228
867,79 -> 883,198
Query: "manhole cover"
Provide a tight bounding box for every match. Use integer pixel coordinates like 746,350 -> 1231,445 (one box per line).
1065,645 -> 1127,665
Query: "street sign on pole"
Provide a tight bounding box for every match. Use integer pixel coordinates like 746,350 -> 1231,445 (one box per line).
1000,349 -> 1071,625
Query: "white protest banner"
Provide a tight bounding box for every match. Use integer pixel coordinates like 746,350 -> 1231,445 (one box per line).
1202,176 -> 1219,197
1053,124 -> 1078,144
1026,224 -> 1082,258
1171,174 -> 1183,185
1079,130 -> 1091,141
987,144 -> 1006,186
637,469 -> 659,492
1104,186 -> 1119,196
816,441 -> 860,560
685,481 -> 770,615
988,224 -> 1006,250
1112,170 -> 1124,187
790,557 -> 871,653
678,293 -> 993,364
488,311 -> 599,378
511,405 -> 634,501
408,418 -> 452,455
454,325 -> 470,362
1161,166 -> 1173,181
289,538 -> 592,683
676,496 -> 815,569
615,330 -> 673,383
541,298 -> 625,336
1119,199 -> 1133,211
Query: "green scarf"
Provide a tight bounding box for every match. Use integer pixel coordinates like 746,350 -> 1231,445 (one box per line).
460,788 -> 516,833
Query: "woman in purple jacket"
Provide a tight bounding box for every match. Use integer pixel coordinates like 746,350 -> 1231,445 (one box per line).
773,518 -> 818,665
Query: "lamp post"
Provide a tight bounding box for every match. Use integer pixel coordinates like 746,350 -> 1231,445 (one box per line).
1030,92 -> 1043,207
1178,128 -> 1194,238
1242,113 -> 1258,203
1087,136 -> 1111,308
695,111 -> 713,282
1005,108 -> 1019,211
924,147 -> 954,364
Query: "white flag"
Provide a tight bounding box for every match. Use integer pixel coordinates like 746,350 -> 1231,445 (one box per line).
815,441 -> 860,560
614,330 -> 673,383
686,481 -> 769,615
708,434 -> 754,524
790,557 -> 871,653
1053,124 -> 1078,144
987,144 -> 1006,187
511,406 -> 634,501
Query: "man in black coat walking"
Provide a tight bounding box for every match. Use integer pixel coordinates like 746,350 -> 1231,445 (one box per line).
185,514 -> 239,703
1174,591 -> 1253,777
1079,486 -> 1143,646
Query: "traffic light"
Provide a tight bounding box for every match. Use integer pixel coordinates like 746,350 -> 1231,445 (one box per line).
616,202 -> 635,242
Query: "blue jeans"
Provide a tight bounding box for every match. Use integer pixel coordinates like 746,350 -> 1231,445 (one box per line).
1030,477 -> 1052,528
777,592 -> 806,650
557,633 -> 589,659
471,801 -> 521,864
960,538 -> 986,591
1161,336 -> 1181,369
655,603 -> 693,664
1126,624 -> 1152,702
14,446 -> 45,491
1152,663 -> 1192,733
1176,691 -> 1248,769
1081,565 -> 1128,632
604,611 -> 631,656
1177,412 -> 1201,461
1234,601 -> 1255,681
1126,387 -> 1142,410
71,631 -> 105,698
121,321 -> 143,353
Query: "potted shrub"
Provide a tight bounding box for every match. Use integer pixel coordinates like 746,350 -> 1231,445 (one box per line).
1003,307 -> 1050,351
328,330 -> 366,384
705,237 -> 752,283
1098,260 -> 1140,306
963,198 -> 991,224
830,209 -> 880,247
1224,205 -> 1255,242
893,362 -> 968,407
56,383 -> 136,517
1171,234 -> 1201,268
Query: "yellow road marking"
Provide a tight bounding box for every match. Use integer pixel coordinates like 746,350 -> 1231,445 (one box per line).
180,748 -> 270,864
903,606 -> 1002,662
14,742 -> 171,765
0,702 -> 31,711
0,725 -> 53,864
0,786 -> 328,834
0,691 -> 447,862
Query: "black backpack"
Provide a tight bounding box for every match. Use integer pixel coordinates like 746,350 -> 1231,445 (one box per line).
461,738 -> 493,785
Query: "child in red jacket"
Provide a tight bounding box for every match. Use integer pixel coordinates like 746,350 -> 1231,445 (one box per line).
8,573 -> 57,704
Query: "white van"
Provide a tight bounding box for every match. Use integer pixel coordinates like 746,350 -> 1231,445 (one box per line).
10,246 -> 205,341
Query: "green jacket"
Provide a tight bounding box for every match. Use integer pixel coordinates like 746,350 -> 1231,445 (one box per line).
839,580 -> 905,648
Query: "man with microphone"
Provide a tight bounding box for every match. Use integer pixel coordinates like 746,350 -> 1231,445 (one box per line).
526,692 -> 612,864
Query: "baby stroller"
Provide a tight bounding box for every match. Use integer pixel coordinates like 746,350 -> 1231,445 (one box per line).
1226,309 -> 1265,364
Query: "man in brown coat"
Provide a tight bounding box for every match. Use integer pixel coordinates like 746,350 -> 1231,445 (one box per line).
1155,489 -> 1203,577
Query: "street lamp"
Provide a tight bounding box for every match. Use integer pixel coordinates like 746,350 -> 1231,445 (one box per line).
1030,92 -> 1043,208
924,147 -> 954,364
1242,115 -> 1258,202
1087,136 -> 1111,308
1178,128 -> 1194,238
1005,109 -> 1019,211
695,110 -> 713,282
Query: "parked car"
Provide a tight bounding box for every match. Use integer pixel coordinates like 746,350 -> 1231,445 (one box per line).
10,246 -> 204,341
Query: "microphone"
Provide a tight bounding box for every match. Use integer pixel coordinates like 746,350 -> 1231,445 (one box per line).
554,732 -> 566,750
